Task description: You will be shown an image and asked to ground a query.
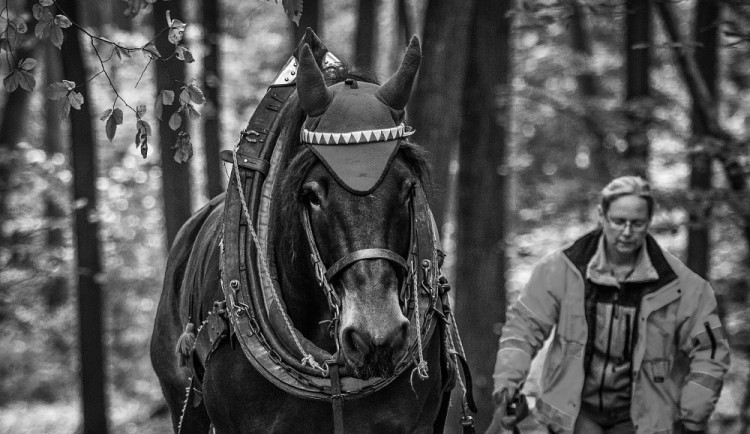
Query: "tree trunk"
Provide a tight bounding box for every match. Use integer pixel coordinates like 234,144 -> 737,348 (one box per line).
153,0 -> 193,248
454,0 -> 511,431
42,43 -> 68,309
0,37 -> 35,245
686,0 -> 718,279
291,0 -> 320,49
409,0 -> 475,231
202,0 -> 223,198
58,0 -> 108,432
570,1 -> 611,180
354,0 -> 376,71
397,0 -> 412,46
623,0 -> 651,177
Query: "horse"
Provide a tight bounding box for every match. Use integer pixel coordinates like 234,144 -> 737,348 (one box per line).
151,30 -> 471,434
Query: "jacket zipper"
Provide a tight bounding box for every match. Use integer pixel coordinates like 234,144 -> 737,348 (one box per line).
599,302 -> 617,412
623,314 -> 631,360
704,322 -> 717,359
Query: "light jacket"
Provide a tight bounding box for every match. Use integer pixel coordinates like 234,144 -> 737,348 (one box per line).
492,230 -> 730,434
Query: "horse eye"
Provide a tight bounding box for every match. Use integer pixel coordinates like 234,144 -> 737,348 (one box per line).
302,182 -> 324,207
307,192 -> 321,207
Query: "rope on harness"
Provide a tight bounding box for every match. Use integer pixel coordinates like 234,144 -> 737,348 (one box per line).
410,261 -> 429,380
231,144 -> 328,375
447,310 -> 476,431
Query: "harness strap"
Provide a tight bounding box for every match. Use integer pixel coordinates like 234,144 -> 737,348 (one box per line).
329,359 -> 345,434
219,150 -> 270,174
325,248 -> 408,282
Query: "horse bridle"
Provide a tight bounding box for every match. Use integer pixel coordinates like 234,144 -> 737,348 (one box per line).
300,183 -> 416,318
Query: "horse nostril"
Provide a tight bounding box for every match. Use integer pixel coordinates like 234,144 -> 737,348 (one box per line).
343,326 -> 369,365
389,319 -> 410,359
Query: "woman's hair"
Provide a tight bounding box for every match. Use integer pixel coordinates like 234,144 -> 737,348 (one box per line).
600,175 -> 655,217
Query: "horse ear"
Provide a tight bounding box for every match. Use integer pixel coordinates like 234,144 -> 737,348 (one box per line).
376,35 -> 421,111
294,28 -> 328,67
297,44 -> 333,117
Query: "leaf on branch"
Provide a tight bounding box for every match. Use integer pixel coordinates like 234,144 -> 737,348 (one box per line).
179,88 -> 190,105
4,68 -> 36,92
101,108 -> 113,120
46,80 -> 75,100
59,90 -> 84,118
168,111 -> 182,130
161,89 -> 175,105
33,3 -> 51,20
136,104 -> 147,119
19,58 -> 37,71
185,83 -> 205,104
281,0 -> 304,25
172,131 -> 193,163
54,15 -> 72,29
142,43 -> 161,59
166,10 -> 187,45
112,107 -> 124,124
68,91 -> 84,110
106,114 -> 118,141
135,119 -> 151,158
175,45 -> 194,63
186,103 -> 200,120
35,15 -> 54,39
50,24 -> 64,48
137,119 -> 152,136
104,108 -> 123,142
155,90 -> 175,120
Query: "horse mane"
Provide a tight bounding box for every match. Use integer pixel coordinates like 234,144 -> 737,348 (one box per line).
271,63 -> 432,270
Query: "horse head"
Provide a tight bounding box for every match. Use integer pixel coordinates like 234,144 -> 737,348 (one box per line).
281,36 -> 424,379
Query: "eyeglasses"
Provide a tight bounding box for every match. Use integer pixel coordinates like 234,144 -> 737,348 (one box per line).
605,216 -> 649,232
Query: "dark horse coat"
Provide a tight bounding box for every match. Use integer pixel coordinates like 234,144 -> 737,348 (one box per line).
151,31 -> 463,434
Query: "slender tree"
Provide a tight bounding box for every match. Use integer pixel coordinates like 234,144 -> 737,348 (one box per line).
409,0 -> 475,230
202,0 -> 224,198
0,1 -> 36,247
291,0 -> 320,49
42,43 -> 68,308
570,0 -> 611,180
57,0 -> 108,431
623,0 -> 651,176
153,0 -> 193,248
454,0 -> 511,430
686,0 -> 719,279
354,0 -> 376,71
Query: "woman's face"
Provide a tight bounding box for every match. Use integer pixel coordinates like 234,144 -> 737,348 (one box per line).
599,195 -> 651,259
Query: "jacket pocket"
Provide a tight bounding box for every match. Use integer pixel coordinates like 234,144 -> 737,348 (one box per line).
645,303 -> 678,359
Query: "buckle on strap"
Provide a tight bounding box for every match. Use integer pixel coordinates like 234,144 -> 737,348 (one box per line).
325,248 -> 408,282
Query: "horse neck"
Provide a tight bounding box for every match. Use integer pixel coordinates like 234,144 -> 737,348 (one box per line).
275,232 -> 336,352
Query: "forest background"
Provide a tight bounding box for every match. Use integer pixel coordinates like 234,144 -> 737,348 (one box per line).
0,0 -> 749,433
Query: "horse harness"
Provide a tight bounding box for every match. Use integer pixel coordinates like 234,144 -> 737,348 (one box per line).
175,47 -> 476,434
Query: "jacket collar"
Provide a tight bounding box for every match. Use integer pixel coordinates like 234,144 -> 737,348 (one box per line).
586,234 -> 659,287
564,229 -> 677,289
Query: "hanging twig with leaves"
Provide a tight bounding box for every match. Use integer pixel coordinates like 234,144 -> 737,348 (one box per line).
1,0 -> 304,162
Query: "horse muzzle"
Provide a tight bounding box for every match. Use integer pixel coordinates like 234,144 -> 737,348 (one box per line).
339,303 -> 410,379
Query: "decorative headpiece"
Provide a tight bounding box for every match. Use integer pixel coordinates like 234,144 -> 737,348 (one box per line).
296,36 -> 422,194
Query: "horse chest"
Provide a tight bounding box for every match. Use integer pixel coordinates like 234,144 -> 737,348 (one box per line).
202,336 -> 443,434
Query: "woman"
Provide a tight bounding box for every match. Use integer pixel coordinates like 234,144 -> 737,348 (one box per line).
487,176 -> 729,434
